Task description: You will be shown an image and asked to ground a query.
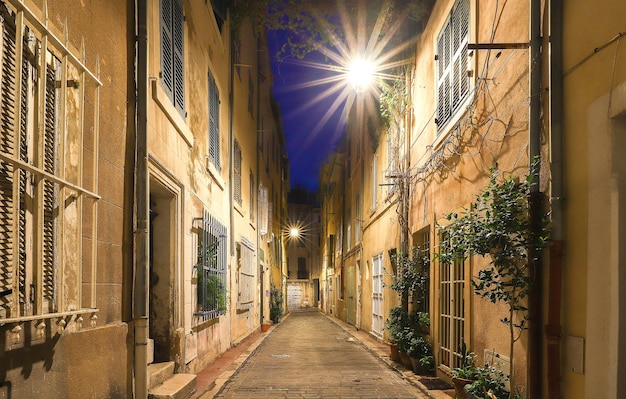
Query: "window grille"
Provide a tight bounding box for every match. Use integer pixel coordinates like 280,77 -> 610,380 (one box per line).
160,0 -> 185,115
237,239 -> 255,309
208,69 -> 220,171
0,0 -> 101,324
436,0 -> 470,130
195,210 -> 227,321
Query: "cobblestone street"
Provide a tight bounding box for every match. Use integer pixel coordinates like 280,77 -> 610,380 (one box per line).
210,310 -> 430,398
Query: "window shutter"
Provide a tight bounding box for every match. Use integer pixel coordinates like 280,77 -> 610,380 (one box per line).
208,71 -> 220,170
42,60 -> 59,303
17,40 -> 30,309
0,15 -> 17,315
234,141 -> 242,205
456,0 -> 470,102
437,0 -> 470,129
160,0 -> 174,101
172,0 -> 185,113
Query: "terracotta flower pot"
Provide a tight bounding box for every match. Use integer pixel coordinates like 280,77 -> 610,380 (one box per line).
451,377 -> 472,399
399,350 -> 412,368
410,357 -> 424,374
261,323 -> 270,332
389,343 -> 400,361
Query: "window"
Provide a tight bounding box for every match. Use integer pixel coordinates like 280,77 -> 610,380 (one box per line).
413,227 -> 431,312
208,70 -> 220,171
297,257 -> 307,279
211,0 -> 227,32
195,210 -> 227,321
0,1 -> 101,322
438,233 -> 466,370
233,140 -> 242,206
249,171 -> 254,222
160,0 -> 185,115
259,186 -> 268,235
371,154 -> 378,209
355,194 -> 361,243
237,239 -> 255,309
372,253 -> 384,336
345,208 -> 351,251
436,0 -> 470,130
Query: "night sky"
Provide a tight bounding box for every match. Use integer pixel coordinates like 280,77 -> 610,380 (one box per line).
268,34 -> 346,192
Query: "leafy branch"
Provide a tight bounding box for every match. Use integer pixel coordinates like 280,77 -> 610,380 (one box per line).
437,162 -> 550,398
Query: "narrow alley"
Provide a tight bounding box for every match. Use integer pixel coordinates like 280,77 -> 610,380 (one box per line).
204,310 -> 431,399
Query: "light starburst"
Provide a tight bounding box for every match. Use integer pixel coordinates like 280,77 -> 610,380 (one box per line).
272,0 -> 416,154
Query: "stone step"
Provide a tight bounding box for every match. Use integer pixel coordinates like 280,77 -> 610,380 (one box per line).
148,362 -> 175,390
148,373 -> 196,399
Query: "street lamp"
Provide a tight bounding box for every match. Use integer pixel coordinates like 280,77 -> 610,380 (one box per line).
289,227 -> 301,238
347,58 -> 375,93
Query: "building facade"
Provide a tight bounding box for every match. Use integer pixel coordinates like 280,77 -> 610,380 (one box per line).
285,187 -> 321,310
319,0 -> 626,398
0,1 -> 289,398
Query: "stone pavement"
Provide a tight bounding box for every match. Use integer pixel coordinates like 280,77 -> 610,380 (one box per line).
197,309 -> 452,399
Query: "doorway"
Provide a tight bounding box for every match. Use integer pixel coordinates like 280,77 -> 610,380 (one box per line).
149,182 -> 176,363
346,264 -> 356,325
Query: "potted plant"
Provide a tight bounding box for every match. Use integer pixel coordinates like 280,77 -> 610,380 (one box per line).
465,366 -> 509,399
451,351 -> 479,399
450,349 -> 511,399
438,164 -> 550,398
385,306 -> 413,366
269,283 -> 284,323
406,335 -> 434,375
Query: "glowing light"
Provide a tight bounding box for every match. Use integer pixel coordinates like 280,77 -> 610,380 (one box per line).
270,0 -> 415,160
347,58 -> 375,91
289,227 -> 301,238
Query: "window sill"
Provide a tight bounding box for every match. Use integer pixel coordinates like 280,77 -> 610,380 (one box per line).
151,80 -> 193,148
192,316 -> 219,332
234,202 -> 244,217
433,96 -> 473,151
0,308 -> 99,327
205,158 -> 225,190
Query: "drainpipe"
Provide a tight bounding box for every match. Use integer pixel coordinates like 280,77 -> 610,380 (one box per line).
134,0 -> 149,397
546,0 -> 564,397
527,0 -> 544,396
228,20 -> 235,342
255,33 -> 263,326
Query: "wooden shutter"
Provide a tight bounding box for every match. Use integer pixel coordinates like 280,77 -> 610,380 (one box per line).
436,0 -> 470,129
208,70 -> 220,170
172,0 -> 184,113
16,33 -> 30,310
234,141 -> 242,205
437,20 -> 451,127
42,60 -> 58,303
0,12 -> 17,315
160,0 -> 174,101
